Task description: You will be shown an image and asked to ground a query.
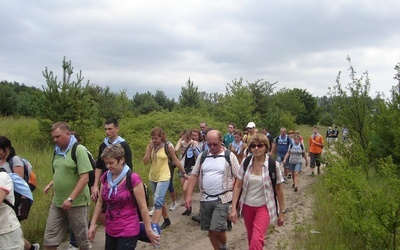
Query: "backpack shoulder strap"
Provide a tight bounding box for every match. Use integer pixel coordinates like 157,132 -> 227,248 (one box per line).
200,149 -> 209,165
268,156 -> 278,216
71,142 -> 80,164
224,149 -> 232,167
125,169 -> 136,203
164,141 -> 170,159
243,155 -> 252,172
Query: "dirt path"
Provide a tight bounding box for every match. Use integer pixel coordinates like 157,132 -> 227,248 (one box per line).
59,163 -> 320,249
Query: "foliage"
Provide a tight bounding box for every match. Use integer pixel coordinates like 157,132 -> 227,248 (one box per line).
177,78 -> 200,109
318,112 -> 333,126
37,57 -> 98,139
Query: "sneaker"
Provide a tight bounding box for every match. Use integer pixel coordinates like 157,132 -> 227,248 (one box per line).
182,207 -> 192,216
169,201 -> 178,211
149,206 -> 155,216
32,243 -> 40,250
287,174 -> 292,179
294,187 -> 298,192
67,244 -> 78,250
310,172 -> 315,176
160,219 -> 171,229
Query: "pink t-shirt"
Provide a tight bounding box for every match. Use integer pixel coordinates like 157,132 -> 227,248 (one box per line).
101,171 -> 142,237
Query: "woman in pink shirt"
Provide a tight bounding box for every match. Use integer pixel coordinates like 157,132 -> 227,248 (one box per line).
88,144 -> 159,249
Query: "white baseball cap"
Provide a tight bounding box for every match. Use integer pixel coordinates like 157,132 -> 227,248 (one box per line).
246,122 -> 256,128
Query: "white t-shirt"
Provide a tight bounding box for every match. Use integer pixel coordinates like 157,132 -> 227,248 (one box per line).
201,155 -> 226,201
0,172 -> 21,234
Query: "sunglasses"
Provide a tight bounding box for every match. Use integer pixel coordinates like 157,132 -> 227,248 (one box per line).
250,144 -> 265,149
207,143 -> 219,147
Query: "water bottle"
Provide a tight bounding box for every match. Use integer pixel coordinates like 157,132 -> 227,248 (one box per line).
151,223 -> 160,249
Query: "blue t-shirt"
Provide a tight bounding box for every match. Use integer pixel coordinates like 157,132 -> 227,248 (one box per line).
275,135 -> 292,156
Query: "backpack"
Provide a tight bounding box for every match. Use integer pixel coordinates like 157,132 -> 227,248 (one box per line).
164,141 -> 176,170
199,149 -> 235,199
0,168 -> 34,221
240,155 -> 279,216
8,156 -> 37,191
125,169 -> 150,222
71,142 -> 96,188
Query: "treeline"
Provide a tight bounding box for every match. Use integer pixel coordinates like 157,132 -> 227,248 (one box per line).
1,57 -> 341,137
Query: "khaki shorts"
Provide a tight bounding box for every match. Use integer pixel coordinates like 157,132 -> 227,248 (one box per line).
200,199 -> 229,232
44,203 -> 91,249
0,227 -> 24,250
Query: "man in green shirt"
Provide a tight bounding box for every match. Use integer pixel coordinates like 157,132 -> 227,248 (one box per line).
43,122 -> 92,250
223,123 -> 235,148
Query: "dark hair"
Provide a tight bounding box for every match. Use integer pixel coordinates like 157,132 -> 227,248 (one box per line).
105,117 -> 119,127
0,136 -> 16,161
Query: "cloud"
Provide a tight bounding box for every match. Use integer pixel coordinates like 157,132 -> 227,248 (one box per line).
0,0 -> 399,99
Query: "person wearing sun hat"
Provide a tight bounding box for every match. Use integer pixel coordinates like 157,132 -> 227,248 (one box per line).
243,122 -> 257,145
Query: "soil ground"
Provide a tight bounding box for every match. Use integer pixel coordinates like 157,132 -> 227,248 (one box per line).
59,162 -> 321,250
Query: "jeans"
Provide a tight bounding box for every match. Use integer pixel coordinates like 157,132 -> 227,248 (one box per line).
149,180 -> 170,209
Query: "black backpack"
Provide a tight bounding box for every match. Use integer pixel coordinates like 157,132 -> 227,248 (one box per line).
71,143 -> 96,188
125,169 -> 150,222
240,155 -> 278,216
164,141 -> 176,170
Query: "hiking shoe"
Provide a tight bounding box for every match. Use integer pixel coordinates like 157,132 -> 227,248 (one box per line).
67,244 -> 78,250
287,174 -> 292,179
310,172 -> 315,177
292,184 -> 295,188
192,213 -> 201,223
160,219 -> 171,229
294,187 -> 298,192
169,201 -> 178,211
149,206 -> 155,216
227,219 -> 233,231
182,207 -> 192,216
32,243 -> 40,250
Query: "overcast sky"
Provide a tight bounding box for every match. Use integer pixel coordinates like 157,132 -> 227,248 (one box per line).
1,0 -> 399,99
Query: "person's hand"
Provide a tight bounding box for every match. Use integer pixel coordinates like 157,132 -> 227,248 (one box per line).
146,229 -> 161,248
229,208 -> 238,224
277,212 -> 285,227
87,224 -> 97,242
91,186 -> 99,201
62,199 -> 73,210
184,173 -> 189,179
184,197 -> 192,210
43,184 -> 52,194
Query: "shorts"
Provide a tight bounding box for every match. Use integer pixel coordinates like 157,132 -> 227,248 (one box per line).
289,163 -> 302,172
0,227 -> 24,250
44,203 -> 91,249
149,180 -> 169,209
200,199 -> 229,232
277,154 -> 290,169
309,153 -> 321,168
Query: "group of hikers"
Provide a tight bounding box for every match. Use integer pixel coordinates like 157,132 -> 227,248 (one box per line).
0,118 -> 328,250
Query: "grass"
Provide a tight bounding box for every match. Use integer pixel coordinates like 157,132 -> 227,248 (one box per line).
0,116 -> 339,246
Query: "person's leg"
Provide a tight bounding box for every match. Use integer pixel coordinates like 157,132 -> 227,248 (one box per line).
294,163 -> 301,192
315,153 -> 321,174
242,204 -> 255,246
209,200 -> 229,249
309,153 -> 316,175
69,228 -> 78,248
249,206 -> 270,250
168,169 -> 178,210
115,236 -> 139,250
149,180 -> 170,225
182,178 -> 192,215
67,205 -> 91,250
209,231 -> 227,250
44,204 -> 69,250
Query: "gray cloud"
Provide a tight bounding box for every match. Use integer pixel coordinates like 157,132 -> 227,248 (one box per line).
1,0 -> 399,99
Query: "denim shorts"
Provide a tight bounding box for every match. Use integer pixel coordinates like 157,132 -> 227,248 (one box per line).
277,154 -> 290,169
289,163 -> 302,172
149,180 -> 170,209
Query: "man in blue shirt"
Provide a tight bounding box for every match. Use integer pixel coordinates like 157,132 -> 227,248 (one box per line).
222,123 -> 235,148
272,127 -> 292,183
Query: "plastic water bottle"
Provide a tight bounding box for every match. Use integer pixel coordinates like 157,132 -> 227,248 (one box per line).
151,223 -> 160,249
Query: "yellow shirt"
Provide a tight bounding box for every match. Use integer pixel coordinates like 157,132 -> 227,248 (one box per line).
149,147 -> 171,182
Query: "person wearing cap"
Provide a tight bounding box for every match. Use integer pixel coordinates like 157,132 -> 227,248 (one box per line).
243,122 -> 257,145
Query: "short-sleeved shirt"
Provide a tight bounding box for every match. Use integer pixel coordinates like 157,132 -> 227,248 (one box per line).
101,171 -> 142,237
0,156 -> 24,174
0,172 -> 20,234
223,134 -> 234,148
275,135 -> 292,156
288,143 -> 305,164
149,146 -> 171,182
52,144 -> 92,207
237,157 -> 284,223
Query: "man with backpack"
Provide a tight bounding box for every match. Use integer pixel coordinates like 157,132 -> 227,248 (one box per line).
91,117 -> 133,203
185,130 -> 240,250
272,127 -> 293,183
309,126 -> 324,176
43,122 -> 92,250
0,136 -> 39,250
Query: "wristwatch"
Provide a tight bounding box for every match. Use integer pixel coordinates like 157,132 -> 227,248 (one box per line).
67,197 -> 74,203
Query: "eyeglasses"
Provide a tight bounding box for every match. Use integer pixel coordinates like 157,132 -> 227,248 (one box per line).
250,144 -> 265,149
207,143 -> 219,147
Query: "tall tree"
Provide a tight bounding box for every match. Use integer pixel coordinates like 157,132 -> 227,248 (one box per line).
178,78 -> 200,108
38,57 -> 97,138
